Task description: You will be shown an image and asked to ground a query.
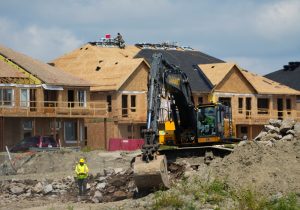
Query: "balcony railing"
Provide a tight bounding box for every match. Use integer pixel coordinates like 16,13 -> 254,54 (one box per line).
0,100 -> 108,118
233,109 -> 300,124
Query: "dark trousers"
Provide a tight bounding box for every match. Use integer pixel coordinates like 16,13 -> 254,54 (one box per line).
77,178 -> 87,196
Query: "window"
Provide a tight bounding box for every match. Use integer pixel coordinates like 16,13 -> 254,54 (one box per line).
20,89 -> 30,107
286,98 -> 291,115
44,90 -> 57,107
0,89 -> 14,106
297,96 -> 300,103
198,97 -> 203,105
107,95 -> 112,112
122,95 -> 128,117
67,90 -> 74,107
257,98 -> 269,114
241,126 -> 248,134
23,120 -> 33,130
130,95 -> 136,112
78,90 -> 86,107
238,98 -> 243,113
64,121 -> 77,143
219,97 -> 231,107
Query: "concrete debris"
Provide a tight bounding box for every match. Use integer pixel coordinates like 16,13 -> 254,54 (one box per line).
254,119 -> 298,143
9,185 -> 25,195
279,118 -> 296,134
0,168 -> 138,204
43,184 -> 53,194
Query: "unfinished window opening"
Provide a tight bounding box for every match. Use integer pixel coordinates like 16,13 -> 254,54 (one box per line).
238,98 -> 243,114
257,98 -> 269,114
99,60 -> 103,63
198,97 -> 203,105
107,95 -> 112,112
85,47 -> 88,50
277,98 -> 283,119
23,119 -> 33,130
246,97 -> 252,118
241,126 -> 248,134
95,66 -> 101,71
44,90 -> 58,107
115,62 -> 118,65
286,98 -> 291,115
131,95 -> 136,112
296,95 -> 300,103
30,89 -> 37,111
0,88 -> 14,106
122,95 -> 128,117
127,125 -> 134,132
219,97 -> 231,107
67,90 -> 75,107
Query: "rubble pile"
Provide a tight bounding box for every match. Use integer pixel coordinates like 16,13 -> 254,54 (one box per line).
254,119 -> 299,145
0,168 -> 136,205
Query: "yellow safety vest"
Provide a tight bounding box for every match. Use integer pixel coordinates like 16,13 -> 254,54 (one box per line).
75,163 -> 89,179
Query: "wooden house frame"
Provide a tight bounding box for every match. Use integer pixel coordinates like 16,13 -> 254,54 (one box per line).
198,63 -> 300,139
0,44 -> 107,151
53,44 -> 149,149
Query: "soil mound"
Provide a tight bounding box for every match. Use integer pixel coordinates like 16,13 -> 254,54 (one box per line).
212,120 -> 300,196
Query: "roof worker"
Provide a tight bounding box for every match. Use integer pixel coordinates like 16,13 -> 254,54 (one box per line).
75,158 -> 89,196
114,32 -> 125,49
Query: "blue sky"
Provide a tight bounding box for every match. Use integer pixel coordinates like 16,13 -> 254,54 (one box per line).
0,0 -> 299,75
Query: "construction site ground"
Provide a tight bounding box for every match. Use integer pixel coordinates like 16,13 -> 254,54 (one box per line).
1,121 -> 300,209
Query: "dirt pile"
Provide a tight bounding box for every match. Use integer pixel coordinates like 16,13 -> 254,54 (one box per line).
212,119 -> 300,196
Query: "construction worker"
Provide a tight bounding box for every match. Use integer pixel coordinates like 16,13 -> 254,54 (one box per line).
114,33 -> 125,49
75,158 -> 89,196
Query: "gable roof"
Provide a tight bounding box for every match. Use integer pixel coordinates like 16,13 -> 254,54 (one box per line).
199,63 -> 300,95
241,70 -> 300,95
0,44 -> 90,86
265,64 -> 300,91
198,63 -> 235,86
134,49 -> 224,93
52,44 -> 148,91
0,59 -> 27,78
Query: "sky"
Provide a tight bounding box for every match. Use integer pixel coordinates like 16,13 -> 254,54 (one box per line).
0,0 -> 299,75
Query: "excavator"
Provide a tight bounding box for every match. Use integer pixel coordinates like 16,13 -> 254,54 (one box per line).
133,53 -> 240,190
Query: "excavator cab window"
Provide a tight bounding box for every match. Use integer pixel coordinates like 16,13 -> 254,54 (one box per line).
197,106 -> 217,137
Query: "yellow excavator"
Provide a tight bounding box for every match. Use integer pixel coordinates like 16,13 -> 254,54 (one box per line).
133,53 -> 240,190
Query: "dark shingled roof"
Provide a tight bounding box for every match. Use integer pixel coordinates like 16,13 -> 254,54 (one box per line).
134,49 -> 224,93
265,63 -> 300,91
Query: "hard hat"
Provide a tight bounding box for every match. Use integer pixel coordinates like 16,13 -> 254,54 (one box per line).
79,158 -> 85,163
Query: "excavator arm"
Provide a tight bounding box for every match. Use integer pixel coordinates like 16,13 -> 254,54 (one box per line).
134,53 -> 197,190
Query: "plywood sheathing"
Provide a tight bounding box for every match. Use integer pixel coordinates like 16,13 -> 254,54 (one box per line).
241,70 -> 300,95
199,63 -> 235,86
0,59 -> 27,78
199,63 -> 300,95
0,44 -> 90,86
52,44 -> 148,91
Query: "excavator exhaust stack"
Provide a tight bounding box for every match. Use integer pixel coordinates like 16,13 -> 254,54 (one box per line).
133,154 -> 170,191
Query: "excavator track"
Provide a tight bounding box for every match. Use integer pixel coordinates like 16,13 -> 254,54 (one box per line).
133,146 -> 233,190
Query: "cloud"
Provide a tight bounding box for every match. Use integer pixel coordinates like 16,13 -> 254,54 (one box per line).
0,17 -> 82,61
255,0 -> 300,41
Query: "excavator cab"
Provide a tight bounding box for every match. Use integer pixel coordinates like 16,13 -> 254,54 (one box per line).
196,103 -> 237,143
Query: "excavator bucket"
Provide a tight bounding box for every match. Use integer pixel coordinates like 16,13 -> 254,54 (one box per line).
133,154 -> 170,191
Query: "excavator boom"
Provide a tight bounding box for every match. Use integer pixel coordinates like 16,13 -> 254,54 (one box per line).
133,53 -> 196,190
